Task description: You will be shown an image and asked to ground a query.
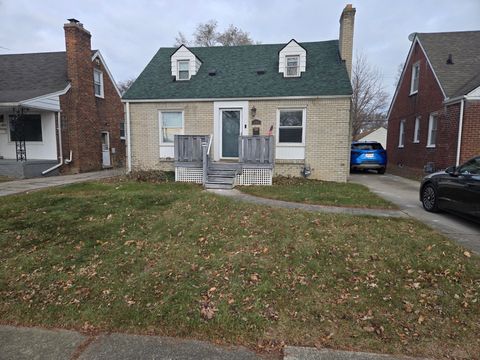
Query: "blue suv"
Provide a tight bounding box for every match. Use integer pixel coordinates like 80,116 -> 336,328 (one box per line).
350,141 -> 387,174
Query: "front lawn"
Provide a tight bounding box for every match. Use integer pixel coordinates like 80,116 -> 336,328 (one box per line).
240,177 -> 396,209
0,180 -> 478,359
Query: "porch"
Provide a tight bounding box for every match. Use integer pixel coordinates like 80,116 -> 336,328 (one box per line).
174,135 -> 274,189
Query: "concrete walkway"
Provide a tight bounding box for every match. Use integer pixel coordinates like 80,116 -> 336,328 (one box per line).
0,169 -> 125,197
350,172 -> 480,253
207,188 -> 407,218
0,326 -> 428,360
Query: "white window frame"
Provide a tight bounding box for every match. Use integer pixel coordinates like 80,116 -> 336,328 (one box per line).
398,119 -> 406,148
93,69 -> 104,98
285,55 -> 300,77
177,60 -> 190,81
159,110 -> 184,146
427,113 -> 438,148
276,108 -> 306,146
413,116 -> 420,143
410,61 -> 420,95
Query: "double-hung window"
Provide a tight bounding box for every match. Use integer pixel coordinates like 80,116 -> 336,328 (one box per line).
160,111 -> 183,144
285,55 -> 300,77
278,109 -> 305,144
410,62 -> 420,94
94,69 -> 104,97
413,116 -> 420,143
398,119 -> 406,148
120,122 -> 126,140
177,60 -> 190,80
427,114 -> 438,147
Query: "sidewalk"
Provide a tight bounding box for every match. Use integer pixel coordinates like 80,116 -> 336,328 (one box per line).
207,188 -> 407,218
0,326 -> 429,360
0,169 -> 124,197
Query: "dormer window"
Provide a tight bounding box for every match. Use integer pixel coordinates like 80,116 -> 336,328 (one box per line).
285,56 -> 300,77
178,60 -> 190,80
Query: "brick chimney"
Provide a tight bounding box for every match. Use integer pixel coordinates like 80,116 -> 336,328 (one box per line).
62,19 -> 98,173
339,4 -> 356,78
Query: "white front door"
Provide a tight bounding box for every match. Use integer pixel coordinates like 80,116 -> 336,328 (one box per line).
101,131 -> 111,167
214,101 -> 248,160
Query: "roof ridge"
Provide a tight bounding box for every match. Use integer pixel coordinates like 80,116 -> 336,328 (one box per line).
417,30 -> 480,36
0,50 -> 66,57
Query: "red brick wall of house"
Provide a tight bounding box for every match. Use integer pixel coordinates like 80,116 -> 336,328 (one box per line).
387,41 -> 458,175
59,21 -> 125,174
460,100 -> 480,163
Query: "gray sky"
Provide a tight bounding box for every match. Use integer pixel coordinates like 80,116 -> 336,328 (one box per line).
1,0 -> 479,99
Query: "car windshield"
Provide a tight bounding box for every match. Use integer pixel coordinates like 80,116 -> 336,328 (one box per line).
352,143 -> 384,150
458,157 -> 480,175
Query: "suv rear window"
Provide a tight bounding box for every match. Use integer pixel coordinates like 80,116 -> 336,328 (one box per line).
352,143 -> 384,150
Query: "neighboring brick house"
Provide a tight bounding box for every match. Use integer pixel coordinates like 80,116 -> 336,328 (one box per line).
123,5 -> 355,186
387,31 -> 480,178
0,19 -> 125,178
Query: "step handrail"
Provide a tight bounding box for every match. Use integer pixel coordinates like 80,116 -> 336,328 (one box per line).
202,134 -> 213,186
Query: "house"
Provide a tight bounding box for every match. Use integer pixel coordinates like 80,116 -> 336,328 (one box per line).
387,31 -> 480,177
0,19 -> 125,178
353,126 -> 387,148
123,5 -> 355,187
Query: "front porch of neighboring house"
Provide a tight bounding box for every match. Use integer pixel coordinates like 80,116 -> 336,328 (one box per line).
174,135 -> 274,189
0,105 -> 61,178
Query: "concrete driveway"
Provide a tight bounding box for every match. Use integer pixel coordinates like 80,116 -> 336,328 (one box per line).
349,172 -> 480,253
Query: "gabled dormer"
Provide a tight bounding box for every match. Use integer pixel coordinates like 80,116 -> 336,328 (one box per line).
171,45 -> 202,81
278,39 -> 306,78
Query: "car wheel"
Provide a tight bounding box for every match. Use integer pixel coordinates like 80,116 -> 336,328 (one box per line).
378,167 -> 386,174
422,184 -> 439,212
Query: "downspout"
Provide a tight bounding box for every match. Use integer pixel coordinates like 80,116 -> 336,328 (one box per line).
42,112 -> 63,175
126,101 -> 132,173
455,97 -> 465,166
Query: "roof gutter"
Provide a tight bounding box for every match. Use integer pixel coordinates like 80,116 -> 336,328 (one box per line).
455,97 -> 465,166
121,95 -> 352,103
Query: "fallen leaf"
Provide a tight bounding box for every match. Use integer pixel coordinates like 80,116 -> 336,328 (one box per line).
463,251 -> 471,258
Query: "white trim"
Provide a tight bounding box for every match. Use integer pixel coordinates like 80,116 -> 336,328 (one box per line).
126,102 -> 132,173
409,61 -> 420,95
387,36 -> 446,120
284,55 -> 300,77
94,68 -> 104,98
413,116 -> 420,143
122,95 -> 351,103
276,108 -> 307,147
91,50 -> 122,98
213,101 -> 248,161
158,110 -> 184,147
2,84 -> 72,112
455,98 -> 465,166
427,113 -> 438,148
176,60 -> 191,81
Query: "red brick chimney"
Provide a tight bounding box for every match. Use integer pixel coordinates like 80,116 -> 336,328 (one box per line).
339,4 -> 356,78
62,19 -> 98,173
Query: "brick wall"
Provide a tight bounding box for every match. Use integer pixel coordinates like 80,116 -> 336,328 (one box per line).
59,21 -> 125,174
387,41 -> 458,174
128,97 -> 351,182
460,100 -> 480,162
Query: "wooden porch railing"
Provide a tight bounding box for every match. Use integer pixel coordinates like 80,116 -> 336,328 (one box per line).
238,136 -> 274,165
174,135 -> 210,163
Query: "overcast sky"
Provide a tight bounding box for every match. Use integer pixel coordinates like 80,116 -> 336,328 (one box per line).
1,0 -> 479,99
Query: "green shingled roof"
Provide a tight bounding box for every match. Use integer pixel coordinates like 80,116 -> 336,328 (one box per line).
123,40 -> 352,100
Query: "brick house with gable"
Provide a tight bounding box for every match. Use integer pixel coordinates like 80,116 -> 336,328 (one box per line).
387,31 -> 480,178
123,5 -> 356,187
0,19 -> 125,178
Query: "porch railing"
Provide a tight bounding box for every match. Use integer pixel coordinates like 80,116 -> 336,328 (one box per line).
174,135 -> 210,164
238,136 -> 274,165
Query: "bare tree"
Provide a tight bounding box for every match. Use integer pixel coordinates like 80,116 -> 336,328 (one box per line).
351,53 -> 389,136
193,20 -> 219,47
217,25 -> 253,46
118,78 -> 136,95
174,20 -> 255,47
174,32 -> 190,47
393,62 -> 404,88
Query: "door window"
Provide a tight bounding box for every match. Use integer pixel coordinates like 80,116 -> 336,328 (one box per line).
222,110 -> 241,157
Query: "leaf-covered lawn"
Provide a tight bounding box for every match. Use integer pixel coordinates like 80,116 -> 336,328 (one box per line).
0,180 -> 478,359
239,177 -> 397,209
